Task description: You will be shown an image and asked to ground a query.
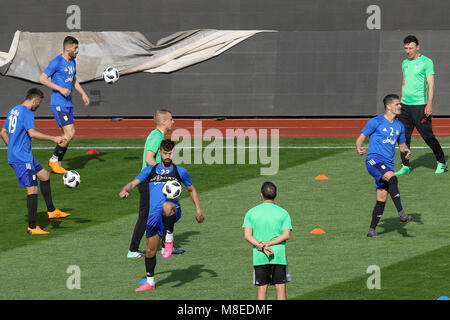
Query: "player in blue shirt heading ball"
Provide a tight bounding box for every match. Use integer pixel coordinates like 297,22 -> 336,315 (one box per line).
119,139 -> 205,291
1,88 -> 71,235
355,94 -> 414,238
39,36 -> 90,175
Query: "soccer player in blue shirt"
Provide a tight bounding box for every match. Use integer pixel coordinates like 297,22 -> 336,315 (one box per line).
119,139 -> 204,291
1,88 -> 71,235
39,36 -> 90,174
355,94 -> 414,238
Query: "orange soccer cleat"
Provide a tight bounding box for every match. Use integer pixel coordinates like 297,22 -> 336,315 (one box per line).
48,209 -> 71,219
27,226 -> 50,235
48,160 -> 68,174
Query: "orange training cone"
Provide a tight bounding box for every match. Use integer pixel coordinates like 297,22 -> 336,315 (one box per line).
310,228 -> 326,234
86,149 -> 99,155
315,174 -> 328,180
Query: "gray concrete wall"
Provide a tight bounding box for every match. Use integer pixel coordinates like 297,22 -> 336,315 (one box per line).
1,0 -> 450,117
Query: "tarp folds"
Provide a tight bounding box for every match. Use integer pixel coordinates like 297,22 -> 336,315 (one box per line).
0,30 -> 270,83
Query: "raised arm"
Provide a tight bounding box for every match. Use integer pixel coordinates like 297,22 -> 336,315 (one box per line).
119,179 -> 141,199
28,128 -> 64,144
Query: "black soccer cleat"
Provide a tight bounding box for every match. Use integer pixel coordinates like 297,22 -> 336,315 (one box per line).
172,246 -> 185,255
367,228 -> 381,238
399,213 -> 413,224
161,245 -> 185,255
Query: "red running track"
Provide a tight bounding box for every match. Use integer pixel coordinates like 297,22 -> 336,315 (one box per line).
2,118 -> 450,138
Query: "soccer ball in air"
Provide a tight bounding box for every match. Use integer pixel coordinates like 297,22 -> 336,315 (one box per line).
102,66 -> 120,84
162,180 -> 182,199
63,170 -> 81,188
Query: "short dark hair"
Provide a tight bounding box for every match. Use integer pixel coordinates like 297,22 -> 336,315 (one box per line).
261,181 -> 277,200
26,88 -> 44,100
160,139 -> 175,152
63,36 -> 79,48
403,35 -> 419,46
383,94 -> 400,109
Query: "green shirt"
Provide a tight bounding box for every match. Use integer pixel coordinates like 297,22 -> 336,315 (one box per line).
242,202 -> 292,266
142,129 -> 164,170
401,55 -> 434,106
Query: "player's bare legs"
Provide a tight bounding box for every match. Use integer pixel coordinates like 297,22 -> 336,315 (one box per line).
257,283 -> 286,300
60,124 -> 75,148
146,234 -> 160,260
275,284 -> 287,300
36,167 -> 50,182
257,285 -> 268,300
49,124 -> 75,174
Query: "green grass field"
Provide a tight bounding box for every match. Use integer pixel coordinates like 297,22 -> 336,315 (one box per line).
0,137 -> 449,300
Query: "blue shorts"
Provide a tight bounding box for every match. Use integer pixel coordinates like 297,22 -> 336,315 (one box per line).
51,106 -> 74,128
146,203 -> 182,238
366,158 -> 393,190
10,159 -> 43,188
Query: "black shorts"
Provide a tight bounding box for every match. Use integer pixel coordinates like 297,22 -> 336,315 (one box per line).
253,264 -> 291,286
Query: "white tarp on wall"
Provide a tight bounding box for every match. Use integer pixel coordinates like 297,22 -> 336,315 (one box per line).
0,29 -> 271,83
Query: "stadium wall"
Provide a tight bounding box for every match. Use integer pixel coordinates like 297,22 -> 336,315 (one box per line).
1,0 -> 450,118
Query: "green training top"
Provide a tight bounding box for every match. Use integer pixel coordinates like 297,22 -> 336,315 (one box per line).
401,54 -> 434,106
242,202 -> 292,266
142,129 -> 164,170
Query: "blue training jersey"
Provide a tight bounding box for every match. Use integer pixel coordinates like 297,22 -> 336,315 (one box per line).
361,114 -> 406,168
43,54 -> 76,107
2,105 -> 35,164
135,163 -> 193,212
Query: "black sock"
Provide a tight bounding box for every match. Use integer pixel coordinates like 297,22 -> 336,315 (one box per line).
370,201 -> 385,229
53,145 -> 67,162
145,256 -> 156,277
40,180 -> 55,212
388,176 -> 404,214
162,214 -> 176,234
27,194 -> 38,229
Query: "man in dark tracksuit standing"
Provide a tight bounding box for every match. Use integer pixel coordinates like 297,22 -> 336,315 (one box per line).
395,35 -> 447,175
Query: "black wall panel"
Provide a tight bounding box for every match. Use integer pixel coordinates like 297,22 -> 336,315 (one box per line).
1,1 -> 450,117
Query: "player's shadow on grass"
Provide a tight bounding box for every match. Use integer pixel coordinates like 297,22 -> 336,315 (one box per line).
29,210 -> 92,229
65,152 -> 106,170
171,231 -> 201,248
378,213 -> 423,237
156,264 -> 218,288
409,153 -> 447,170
